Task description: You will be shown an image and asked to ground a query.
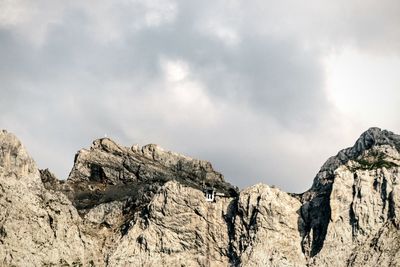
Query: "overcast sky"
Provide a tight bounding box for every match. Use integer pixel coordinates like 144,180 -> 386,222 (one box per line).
1,0 -> 400,193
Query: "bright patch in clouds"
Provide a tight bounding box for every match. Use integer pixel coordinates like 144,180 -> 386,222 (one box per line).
325,48 -> 400,128
162,59 -> 190,82
159,59 -> 218,125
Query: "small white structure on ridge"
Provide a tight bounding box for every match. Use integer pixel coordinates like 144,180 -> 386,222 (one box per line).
204,187 -> 215,202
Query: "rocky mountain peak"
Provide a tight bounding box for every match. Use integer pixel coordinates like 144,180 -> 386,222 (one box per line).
66,137 -> 238,212
298,128 -> 400,262
1,128 -> 400,266
0,130 -> 39,186
353,127 -> 400,155
90,137 -> 125,156
312,127 -> 400,188
69,137 -> 229,187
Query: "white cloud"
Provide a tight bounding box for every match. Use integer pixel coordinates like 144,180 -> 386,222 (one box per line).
325,47 -> 400,129
0,0 -> 31,26
161,59 -> 189,82
158,58 -> 220,126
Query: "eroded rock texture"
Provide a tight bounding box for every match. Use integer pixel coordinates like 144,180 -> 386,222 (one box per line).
1,127 -> 400,266
0,130 -> 102,266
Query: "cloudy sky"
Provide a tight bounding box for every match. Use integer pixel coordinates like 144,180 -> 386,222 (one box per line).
1,0 -> 400,193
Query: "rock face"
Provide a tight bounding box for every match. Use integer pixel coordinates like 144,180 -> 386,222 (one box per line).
299,128 -> 400,266
0,130 -> 103,266
67,138 -> 238,211
1,127 -> 400,266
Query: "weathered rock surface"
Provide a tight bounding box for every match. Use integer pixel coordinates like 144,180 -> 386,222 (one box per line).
0,130 -> 103,266
299,128 -> 400,267
108,181 -> 235,266
0,127 -> 400,266
67,138 -> 238,211
233,184 -> 306,266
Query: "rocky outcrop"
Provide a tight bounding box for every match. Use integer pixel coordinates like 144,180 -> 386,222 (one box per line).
108,181 -> 235,266
0,130 -> 103,266
1,127 -> 400,266
233,184 -> 306,266
68,138 -> 234,190
301,128 -> 400,266
67,138 -> 238,211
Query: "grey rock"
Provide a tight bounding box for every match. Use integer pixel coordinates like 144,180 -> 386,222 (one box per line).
233,184 -> 306,266
108,180 -> 235,266
0,127 -> 400,266
0,130 -> 103,266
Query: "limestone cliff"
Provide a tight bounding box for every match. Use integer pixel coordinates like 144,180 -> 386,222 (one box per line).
0,128 -> 399,266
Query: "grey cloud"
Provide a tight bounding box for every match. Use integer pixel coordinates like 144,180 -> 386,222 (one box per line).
0,0 -> 399,193
112,7 -> 329,127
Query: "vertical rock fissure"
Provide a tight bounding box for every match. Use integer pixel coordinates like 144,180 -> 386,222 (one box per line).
225,198 -> 240,266
48,215 -> 57,238
349,173 -> 359,240
388,191 -> 396,223
381,176 -> 388,212
300,205 -> 312,258
0,225 -> 7,243
300,183 -> 333,258
311,192 -> 331,257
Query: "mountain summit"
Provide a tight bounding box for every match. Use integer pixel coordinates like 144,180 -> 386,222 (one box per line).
0,128 -> 399,266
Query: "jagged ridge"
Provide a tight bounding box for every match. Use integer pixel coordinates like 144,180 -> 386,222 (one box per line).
64,137 -> 238,212
0,127 -> 399,266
